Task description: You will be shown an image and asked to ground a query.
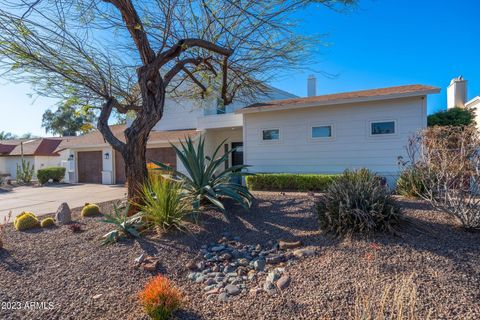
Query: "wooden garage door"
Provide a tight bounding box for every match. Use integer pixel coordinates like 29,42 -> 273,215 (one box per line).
77,151 -> 102,184
114,148 -> 177,185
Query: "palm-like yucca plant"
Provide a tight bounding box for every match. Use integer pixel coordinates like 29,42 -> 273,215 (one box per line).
137,177 -> 190,231
152,136 -> 253,212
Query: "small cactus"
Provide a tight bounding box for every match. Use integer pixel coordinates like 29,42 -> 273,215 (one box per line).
14,212 -> 40,231
40,217 -> 55,228
81,203 -> 100,217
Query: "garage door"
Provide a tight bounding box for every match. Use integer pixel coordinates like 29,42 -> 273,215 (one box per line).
114,148 -> 177,185
77,151 -> 102,183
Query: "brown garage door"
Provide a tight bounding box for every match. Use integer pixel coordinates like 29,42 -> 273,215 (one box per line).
77,151 -> 102,184
114,148 -> 177,185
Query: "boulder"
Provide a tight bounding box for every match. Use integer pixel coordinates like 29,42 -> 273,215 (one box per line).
55,202 -> 71,224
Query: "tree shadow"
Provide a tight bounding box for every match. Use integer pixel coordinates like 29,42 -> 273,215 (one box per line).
0,249 -> 25,274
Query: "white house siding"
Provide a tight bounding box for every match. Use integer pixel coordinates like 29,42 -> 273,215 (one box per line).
243,96 -> 427,183
34,156 -> 62,171
152,98 -> 207,131
467,99 -> 480,131
1,156 -> 35,179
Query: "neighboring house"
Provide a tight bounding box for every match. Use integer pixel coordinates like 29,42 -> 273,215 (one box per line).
446,76 -> 480,129
52,78 -> 440,186
0,138 -> 64,179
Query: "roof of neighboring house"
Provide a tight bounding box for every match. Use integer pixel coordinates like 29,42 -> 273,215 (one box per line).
0,138 -> 64,156
0,143 -> 16,155
55,125 -> 199,152
237,84 -> 441,114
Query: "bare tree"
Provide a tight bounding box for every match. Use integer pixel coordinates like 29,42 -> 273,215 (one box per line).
0,0 -> 355,201
402,126 -> 480,230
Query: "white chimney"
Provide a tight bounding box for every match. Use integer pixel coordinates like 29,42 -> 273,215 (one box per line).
307,75 -> 317,97
447,76 -> 467,109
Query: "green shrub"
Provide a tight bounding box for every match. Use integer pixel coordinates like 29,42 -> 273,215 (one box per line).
16,159 -> 34,183
14,211 -> 40,231
246,173 -> 339,192
396,165 -> 430,198
40,217 -> 55,228
81,203 -> 100,217
37,167 -> 66,184
317,169 -> 402,237
137,178 -> 190,231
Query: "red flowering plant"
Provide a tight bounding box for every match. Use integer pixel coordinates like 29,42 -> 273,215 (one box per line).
139,275 -> 182,320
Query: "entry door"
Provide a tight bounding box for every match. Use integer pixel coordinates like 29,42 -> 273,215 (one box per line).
231,142 -> 244,166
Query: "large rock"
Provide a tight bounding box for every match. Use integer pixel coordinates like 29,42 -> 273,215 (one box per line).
55,202 -> 71,224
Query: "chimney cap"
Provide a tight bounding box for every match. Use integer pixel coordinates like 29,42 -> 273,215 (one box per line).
450,75 -> 465,85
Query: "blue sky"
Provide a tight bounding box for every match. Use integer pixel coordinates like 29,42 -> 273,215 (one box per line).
1,0 -> 479,137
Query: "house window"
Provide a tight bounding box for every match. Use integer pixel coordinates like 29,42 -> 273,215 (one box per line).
371,121 -> 395,135
311,125 -> 332,139
262,129 -> 280,141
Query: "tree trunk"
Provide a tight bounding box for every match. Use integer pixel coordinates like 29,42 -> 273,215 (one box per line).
122,138 -> 148,203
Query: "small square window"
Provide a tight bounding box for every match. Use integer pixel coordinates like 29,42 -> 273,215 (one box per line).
262,129 -> 279,141
371,121 -> 395,135
312,125 -> 332,138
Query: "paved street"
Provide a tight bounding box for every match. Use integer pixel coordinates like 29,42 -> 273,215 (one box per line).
0,184 -> 126,220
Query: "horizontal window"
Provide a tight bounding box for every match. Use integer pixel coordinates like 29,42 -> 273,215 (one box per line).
311,125 -> 332,138
371,121 -> 395,135
262,129 -> 280,141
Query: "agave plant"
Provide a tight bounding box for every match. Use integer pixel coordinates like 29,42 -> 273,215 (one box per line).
101,203 -> 145,245
152,136 -> 253,211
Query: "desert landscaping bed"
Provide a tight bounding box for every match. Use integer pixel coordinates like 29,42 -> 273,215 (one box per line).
0,192 -> 479,320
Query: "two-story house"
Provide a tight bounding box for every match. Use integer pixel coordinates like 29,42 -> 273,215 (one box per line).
54,77 -> 440,185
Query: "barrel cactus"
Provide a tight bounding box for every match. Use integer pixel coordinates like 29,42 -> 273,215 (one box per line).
14,212 -> 40,231
40,217 -> 55,228
81,203 -> 100,217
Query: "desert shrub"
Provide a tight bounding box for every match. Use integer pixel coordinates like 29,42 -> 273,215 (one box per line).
405,126 -> 480,230
352,273 -> 429,320
14,211 -> 40,231
246,173 -> 338,192
16,159 -> 34,183
40,217 -> 55,228
137,178 -> 190,232
317,169 -> 402,237
153,136 -> 253,212
37,167 -> 66,184
139,275 -> 182,320
396,165 -> 431,198
101,204 -> 144,245
81,203 -> 100,217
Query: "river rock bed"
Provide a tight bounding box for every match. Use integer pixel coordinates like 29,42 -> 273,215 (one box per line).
186,234 -> 315,301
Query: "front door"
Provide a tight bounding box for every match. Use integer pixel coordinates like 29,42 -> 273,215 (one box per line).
231,142 -> 243,166
231,142 -> 243,184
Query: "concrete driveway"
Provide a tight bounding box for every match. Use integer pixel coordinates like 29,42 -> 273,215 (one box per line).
0,184 -> 127,220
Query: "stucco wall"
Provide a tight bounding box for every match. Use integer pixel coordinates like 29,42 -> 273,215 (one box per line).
243,96 -> 427,181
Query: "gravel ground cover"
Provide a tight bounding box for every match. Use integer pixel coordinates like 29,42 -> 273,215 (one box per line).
0,192 -> 479,320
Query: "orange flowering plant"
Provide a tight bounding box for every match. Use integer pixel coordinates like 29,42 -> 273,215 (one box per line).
139,275 -> 182,320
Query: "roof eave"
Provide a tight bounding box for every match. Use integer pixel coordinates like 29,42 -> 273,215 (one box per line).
236,89 -> 441,114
